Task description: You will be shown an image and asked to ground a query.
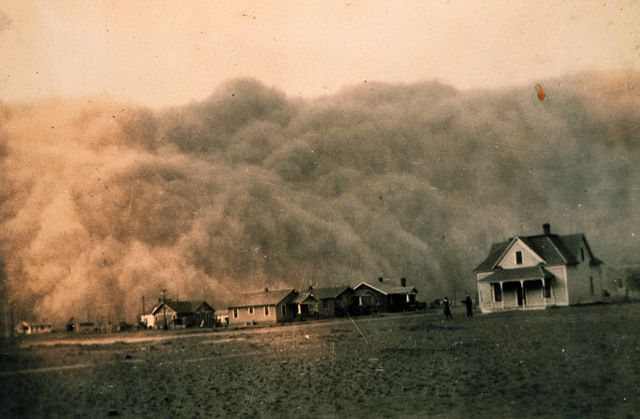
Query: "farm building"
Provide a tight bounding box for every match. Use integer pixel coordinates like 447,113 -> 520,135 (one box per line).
228,288 -> 297,326
292,291 -> 319,320
214,309 -> 229,327
312,286 -> 355,318
140,313 -> 156,329
152,300 -> 215,329
353,278 -> 419,314
14,321 -> 53,335
475,223 -> 604,313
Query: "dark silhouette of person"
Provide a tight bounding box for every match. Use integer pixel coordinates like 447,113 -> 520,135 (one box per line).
443,297 -> 453,320
462,296 -> 473,319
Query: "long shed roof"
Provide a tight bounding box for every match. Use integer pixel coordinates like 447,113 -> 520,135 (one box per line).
310,286 -> 353,300
228,289 -> 296,308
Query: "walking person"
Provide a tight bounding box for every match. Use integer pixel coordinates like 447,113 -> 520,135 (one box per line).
443,297 -> 453,320
462,295 -> 473,319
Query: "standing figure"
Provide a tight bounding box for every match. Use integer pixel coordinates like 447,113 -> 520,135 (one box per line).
462,296 -> 473,319
443,297 -> 453,320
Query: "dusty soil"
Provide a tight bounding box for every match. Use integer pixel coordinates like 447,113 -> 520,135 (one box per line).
1,303 -> 639,418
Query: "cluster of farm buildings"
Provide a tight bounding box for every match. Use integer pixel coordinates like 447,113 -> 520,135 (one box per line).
12,223 -> 620,335
140,277 -> 422,329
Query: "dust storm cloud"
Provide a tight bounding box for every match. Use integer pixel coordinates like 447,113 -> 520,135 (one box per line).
1,71 -> 639,322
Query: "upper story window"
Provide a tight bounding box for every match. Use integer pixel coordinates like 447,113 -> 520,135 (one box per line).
515,251 -> 523,265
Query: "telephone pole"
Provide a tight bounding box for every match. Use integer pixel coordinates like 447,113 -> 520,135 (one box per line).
161,288 -> 167,330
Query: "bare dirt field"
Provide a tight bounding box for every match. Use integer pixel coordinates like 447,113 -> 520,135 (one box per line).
1,303 -> 640,418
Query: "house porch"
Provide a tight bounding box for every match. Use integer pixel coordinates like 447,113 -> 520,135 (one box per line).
479,266 -> 556,312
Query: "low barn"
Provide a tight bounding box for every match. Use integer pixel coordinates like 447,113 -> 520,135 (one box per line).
475,223 -> 604,313
228,289 -> 297,326
353,278 -> 419,314
312,286 -> 355,318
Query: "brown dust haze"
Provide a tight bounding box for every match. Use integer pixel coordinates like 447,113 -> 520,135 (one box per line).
1,71 -> 639,323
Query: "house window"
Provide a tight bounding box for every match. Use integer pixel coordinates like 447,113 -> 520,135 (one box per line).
581,248 -> 585,262
248,307 -> 254,314
544,282 -> 552,298
233,308 -> 238,318
492,283 -> 502,302
590,276 -> 594,296
264,306 -> 269,316
515,251 -> 523,265
281,305 -> 286,315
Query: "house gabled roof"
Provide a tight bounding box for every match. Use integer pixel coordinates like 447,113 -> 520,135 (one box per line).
475,231 -> 599,272
311,286 -> 353,300
354,281 -> 418,296
151,300 -> 213,315
293,292 -> 319,304
228,289 -> 297,308
490,237 -> 546,269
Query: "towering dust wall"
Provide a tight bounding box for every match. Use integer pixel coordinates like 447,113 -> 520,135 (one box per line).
0,71 -> 639,322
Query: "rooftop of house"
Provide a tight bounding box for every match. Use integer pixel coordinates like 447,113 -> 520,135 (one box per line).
475,223 -> 603,272
152,300 -> 213,315
292,291 -> 319,304
354,278 -> 418,296
227,289 -> 296,308
309,286 -> 353,300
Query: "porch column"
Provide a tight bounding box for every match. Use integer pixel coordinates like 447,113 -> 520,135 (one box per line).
520,280 -> 525,307
500,282 -> 504,310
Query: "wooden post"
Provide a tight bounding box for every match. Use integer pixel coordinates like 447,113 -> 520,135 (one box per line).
161,289 -> 168,330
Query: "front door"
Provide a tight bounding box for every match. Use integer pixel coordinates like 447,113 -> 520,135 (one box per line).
502,281 -> 523,308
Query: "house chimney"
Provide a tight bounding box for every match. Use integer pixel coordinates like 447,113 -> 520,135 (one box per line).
401,277 -> 406,287
378,277 -> 384,283
543,223 -> 551,235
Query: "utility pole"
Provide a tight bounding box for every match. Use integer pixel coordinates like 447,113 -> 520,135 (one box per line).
161,288 -> 167,330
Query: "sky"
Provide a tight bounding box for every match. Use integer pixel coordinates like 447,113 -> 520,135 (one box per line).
0,0 -> 639,107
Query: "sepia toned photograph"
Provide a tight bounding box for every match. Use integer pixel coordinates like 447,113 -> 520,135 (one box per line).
1,1 -> 639,418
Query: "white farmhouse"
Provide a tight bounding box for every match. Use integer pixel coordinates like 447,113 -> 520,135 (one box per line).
475,223 -> 603,313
